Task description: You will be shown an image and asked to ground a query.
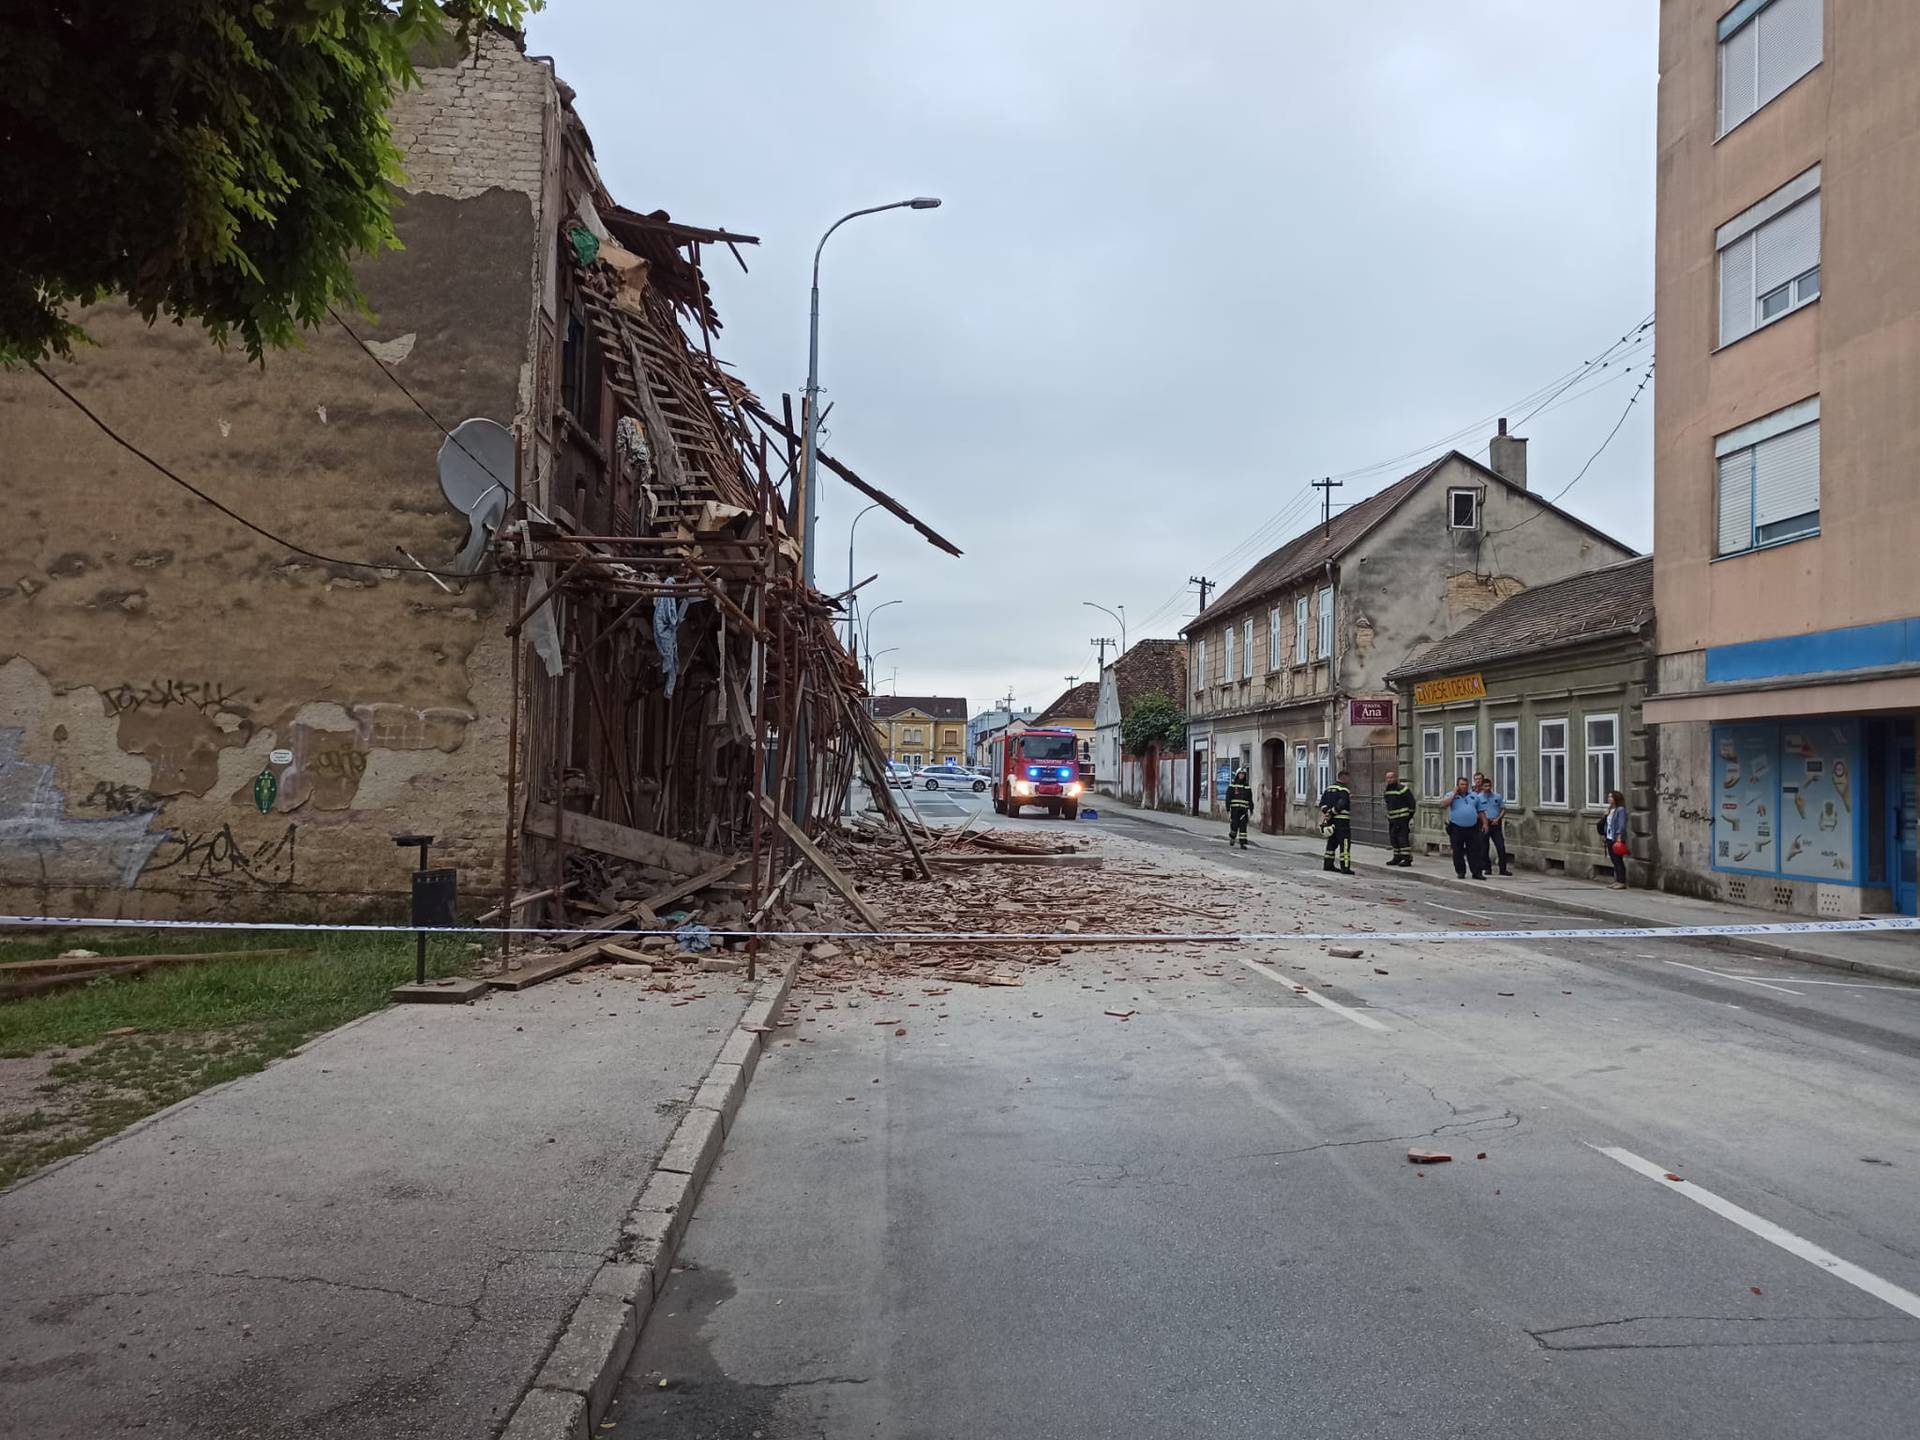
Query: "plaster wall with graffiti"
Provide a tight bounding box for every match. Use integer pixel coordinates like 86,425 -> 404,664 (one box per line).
0,33 -> 543,919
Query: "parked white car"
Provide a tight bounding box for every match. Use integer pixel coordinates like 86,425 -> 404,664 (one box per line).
919,763 -> 988,792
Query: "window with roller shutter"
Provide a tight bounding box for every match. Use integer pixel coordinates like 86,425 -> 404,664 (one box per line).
1718,168 -> 1819,346
1715,397 -> 1820,557
1717,0 -> 1821,137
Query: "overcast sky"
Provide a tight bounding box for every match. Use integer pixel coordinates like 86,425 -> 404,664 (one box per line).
528,1 -> 1657,718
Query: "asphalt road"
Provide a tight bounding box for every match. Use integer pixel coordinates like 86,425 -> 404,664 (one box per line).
604,809 -> 1920,1439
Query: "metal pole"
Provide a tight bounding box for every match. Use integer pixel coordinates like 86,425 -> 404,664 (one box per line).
797,200 -> 939,821
1083,601 -> 1127,658
848,502 -> 880,651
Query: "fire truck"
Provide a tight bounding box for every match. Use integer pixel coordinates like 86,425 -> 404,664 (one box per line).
989,726 -> 1086,819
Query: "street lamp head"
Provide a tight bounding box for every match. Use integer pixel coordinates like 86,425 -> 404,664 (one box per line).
907,197 -> 942,210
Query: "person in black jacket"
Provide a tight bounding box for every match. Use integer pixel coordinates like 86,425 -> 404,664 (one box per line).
1225,768 -> 1253,849
1320,770 -> 1353,874
1382,770 -> 1416,867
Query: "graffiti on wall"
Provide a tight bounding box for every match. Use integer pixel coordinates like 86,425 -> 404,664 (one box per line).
0,728 -> 168,888
142,823 -> 298,889
102,680 -> 245,717
81,780 -> 163,816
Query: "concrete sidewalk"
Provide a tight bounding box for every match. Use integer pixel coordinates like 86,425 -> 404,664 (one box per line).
1091,791 -> 1920,983
0,967 -> 778,1439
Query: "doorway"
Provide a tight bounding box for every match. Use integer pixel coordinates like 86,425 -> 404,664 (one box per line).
1343,744 -> 1395,848
1897,727 -> 1917,916
1192,747 -> 1207,816
1261,738 -> 1286,833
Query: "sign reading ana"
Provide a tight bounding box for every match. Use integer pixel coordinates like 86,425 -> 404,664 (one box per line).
1413,673 -> 1487,706
1349,698 -> 1394,727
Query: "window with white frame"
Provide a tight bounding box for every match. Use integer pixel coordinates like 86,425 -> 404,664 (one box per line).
1539,719 -> 1569,807
1718,167 -> 1819,346
1294,595 -> 1309,664
1193,638 -> 1205,697
1717,397 -> 1819,556
1585,714 -> 1620,810
1493,721 -> 1519,802
1718,0 -> 1821,137
1448,488 -> 1480,530
1222,625 -> 1235,686
1453,724 -> 1476,783
1294,743 -> 1310,802
1421,727 -> 1444,797
1269,606 -> 1282,670
1242,618 -> 1254,680
1316,587 -> 1334,659
1315,742 -> 1330,797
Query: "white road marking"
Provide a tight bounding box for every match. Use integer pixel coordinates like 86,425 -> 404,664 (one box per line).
1418,900 -> 1550,920
1237,955 -> 1392,1033
1589,1144 -> 1920,1321
1726,975 -> 1920,992
1663,959 -> 1803,996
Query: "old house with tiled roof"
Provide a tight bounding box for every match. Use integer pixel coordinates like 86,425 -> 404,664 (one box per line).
1389,555 -> 1655,882
1092,638 -> 1189,806
1181,426 -> 1635,840
1034,681 -> 1100,773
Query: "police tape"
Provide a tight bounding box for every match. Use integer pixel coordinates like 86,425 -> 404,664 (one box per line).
2,914 -> 1917,946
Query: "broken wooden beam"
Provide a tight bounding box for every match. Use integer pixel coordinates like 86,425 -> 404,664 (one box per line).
524,804 -> 727,877
0,947 -> 307,977
639,856 -> 749,914
759,797 -> 885,931
477,882 -> 577,925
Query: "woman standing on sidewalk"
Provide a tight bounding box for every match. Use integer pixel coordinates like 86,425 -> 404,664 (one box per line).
1604,790 -> 1630,890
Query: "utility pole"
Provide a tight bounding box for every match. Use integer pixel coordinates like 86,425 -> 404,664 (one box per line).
1090,636 -> 1115,667
1189,575 -> 1214,612
1312,475 -> 1343,536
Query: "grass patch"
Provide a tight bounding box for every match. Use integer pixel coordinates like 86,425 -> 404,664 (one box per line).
0,935 -> 475,1189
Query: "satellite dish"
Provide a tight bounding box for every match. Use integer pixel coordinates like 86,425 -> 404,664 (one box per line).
437,418 -> 515,575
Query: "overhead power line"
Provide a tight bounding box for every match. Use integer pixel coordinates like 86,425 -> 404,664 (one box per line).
1129,310 -> 1656,634
1487,360 -> 1656,538
30,361 -> 494,581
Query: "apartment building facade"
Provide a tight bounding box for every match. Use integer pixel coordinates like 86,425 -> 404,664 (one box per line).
1647,0 -> 1919,916
1182,440 -> 1634,838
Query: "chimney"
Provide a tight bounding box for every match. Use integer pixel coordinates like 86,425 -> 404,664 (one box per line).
1489,417 -> 1528,491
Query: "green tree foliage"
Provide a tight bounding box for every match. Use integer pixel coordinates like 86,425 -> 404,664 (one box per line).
1119,691 -> 1186,757
0,1 -> 543,365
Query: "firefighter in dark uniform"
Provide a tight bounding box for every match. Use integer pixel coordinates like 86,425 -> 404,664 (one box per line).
1225,768 -> 1253,849
1383,769 -> 1416,867
1319,769 -> 1354,874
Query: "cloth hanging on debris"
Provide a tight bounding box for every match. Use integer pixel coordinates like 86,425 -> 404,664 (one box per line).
527,563 -> 565,678
653,583 -> 698,697
567,225 -> 600,267
616,416 -> 652,481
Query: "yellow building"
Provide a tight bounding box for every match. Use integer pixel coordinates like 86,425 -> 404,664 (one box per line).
870,696 -> 968,767
1034,682 -> 1100,776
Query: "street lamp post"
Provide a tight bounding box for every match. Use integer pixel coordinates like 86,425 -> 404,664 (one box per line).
861,599 -> 903,688
846,501 -> 882,652
1082,601 -> 1127,659
793,197 -> 940,823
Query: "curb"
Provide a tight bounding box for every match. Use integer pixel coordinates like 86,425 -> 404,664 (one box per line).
1101,801 -> 1920,987
499,959 -> 797,1440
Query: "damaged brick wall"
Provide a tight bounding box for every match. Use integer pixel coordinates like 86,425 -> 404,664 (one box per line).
0,32 -> 557,919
